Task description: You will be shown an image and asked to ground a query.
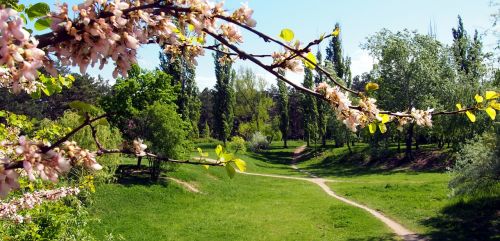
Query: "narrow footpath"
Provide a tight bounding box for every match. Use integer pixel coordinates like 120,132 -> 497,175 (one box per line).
238,145 -> 425,241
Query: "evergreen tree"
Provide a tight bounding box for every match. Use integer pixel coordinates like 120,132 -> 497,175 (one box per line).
302,68 -> 318,147
326,23 -> 345,79
276,69 -> 290,148
213,46 -> 235,144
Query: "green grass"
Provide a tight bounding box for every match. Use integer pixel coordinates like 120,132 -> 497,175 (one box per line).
89,163 -> 397,240
290,144 -> 454,235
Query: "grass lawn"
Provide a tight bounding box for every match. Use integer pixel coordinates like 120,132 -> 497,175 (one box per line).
89,162 -> 397,240
291,143 -> 500,240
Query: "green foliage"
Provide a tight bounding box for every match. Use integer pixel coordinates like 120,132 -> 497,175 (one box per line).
212,45 -> 235,143
248,131 -> 269,151
139,102 -> 191,160
449,127 -> 500,197
101,65 -> 176,140
302,68 -> 318,146
279,28 -> 294,42
227,136 -> 246,154
55,111 -> 123,183
276,69 -> 289,147
0,195 -> 95,241
159,52 -> 201,138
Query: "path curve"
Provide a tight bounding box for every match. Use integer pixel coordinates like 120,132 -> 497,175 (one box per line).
167,177 -> 201,193
238,145 -> 424,241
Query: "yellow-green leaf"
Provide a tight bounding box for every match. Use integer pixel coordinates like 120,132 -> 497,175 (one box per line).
197,147 -> 203,155
378,113 -> 390,124
279,28 -> 294,42
332,27 -> 340,37
368,122 -> 377,134
490,100 -> 500,110
188,24 -> 195,32
233,159 -> 246,172
465,111 -> 476,122
474,94 -> 483,103
485,91 -> 499,100
225,163 -> 235,178
215,145 -> 223,157
303,52 -> 317,69
203,165 -> 210,170
378,123 -> 387,134
456,103 -> 462,110
485,107 -> 496,120
365,82 -> 379,92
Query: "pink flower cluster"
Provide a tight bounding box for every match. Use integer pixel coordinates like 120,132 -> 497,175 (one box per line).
0,136 -> 102,198
46,0 -> 256,78
0,8 -> 47,93
316,82 -> 435,132
132,139 -> 147,156
0,187 -> 80,223
316,82 -> 381,132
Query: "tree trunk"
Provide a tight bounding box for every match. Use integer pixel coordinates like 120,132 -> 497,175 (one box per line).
397,132 -> 401,152
284,137 -> 288,148
322,134 -> 326,147
347,138 -> 352,154
137,156 -> 142,168
405,123 -> 414,161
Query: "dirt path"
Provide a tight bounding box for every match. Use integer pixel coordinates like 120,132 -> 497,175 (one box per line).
167,177 -> 201,193
238,145 -> 424,241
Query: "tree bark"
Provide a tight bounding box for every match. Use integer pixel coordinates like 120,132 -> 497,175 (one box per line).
137,156 -> 142,168
405,123 -> 414,161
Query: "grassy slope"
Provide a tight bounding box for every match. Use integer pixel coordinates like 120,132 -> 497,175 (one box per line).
293,144 -> 451,234
88,141 -> 397,240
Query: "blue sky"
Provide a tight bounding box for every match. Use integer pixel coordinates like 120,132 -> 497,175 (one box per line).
25,0 -> 498,89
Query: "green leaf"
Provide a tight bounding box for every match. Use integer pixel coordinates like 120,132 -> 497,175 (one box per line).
233,159 -> 246,172
365,82 -> 379,92
485,107 -> 496,120
279,28 -> 294,42
378,113 -> 390,124
69,101 -> 98,114
465,111 -> 476,123
456,103 -> 462,110
368,122 -> 377,134
20,14 -> 27,25
303,52 -> 317,69
490,100 -> 500,110
378,123 -> 387,134
197,147 -> 203,155
225,163 -> 235,178
34,17 -> 52,31
95,118 -> 109,126
215,145 -> 223,157
26,3 -> 50,20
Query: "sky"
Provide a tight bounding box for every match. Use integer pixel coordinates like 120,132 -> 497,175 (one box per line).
25,0 -> 499,89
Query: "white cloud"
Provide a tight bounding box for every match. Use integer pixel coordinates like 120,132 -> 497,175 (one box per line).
196,76 -> 217,90
350,50 -> 376,77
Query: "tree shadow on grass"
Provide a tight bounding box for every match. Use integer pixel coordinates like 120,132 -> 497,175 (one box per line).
115,164 -> 170,187
421,196 -> 500,241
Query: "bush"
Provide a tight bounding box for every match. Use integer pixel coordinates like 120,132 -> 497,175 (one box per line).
448,126 -> 500,197
0,195 -> 95,241
249,132 -> 269,151
228,136 -> 246,153
139,102 -> 191,160
56,111 -> 123,184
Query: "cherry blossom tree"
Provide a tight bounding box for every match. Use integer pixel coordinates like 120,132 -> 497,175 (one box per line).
0,0 -> 498,220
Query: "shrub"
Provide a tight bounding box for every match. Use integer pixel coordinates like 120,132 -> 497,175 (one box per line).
139,102 -> 191,160
249,132 -> 269,151
0,195 -> 95,241
228,136 -> 246,154
448,126 -> 500,197
56,111 -> 123,184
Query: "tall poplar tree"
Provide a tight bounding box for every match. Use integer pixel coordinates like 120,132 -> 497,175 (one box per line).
314,51 -> 329,147
302,68 -> 318,147
276,69 -> 290,148
213,46 -> 235,144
